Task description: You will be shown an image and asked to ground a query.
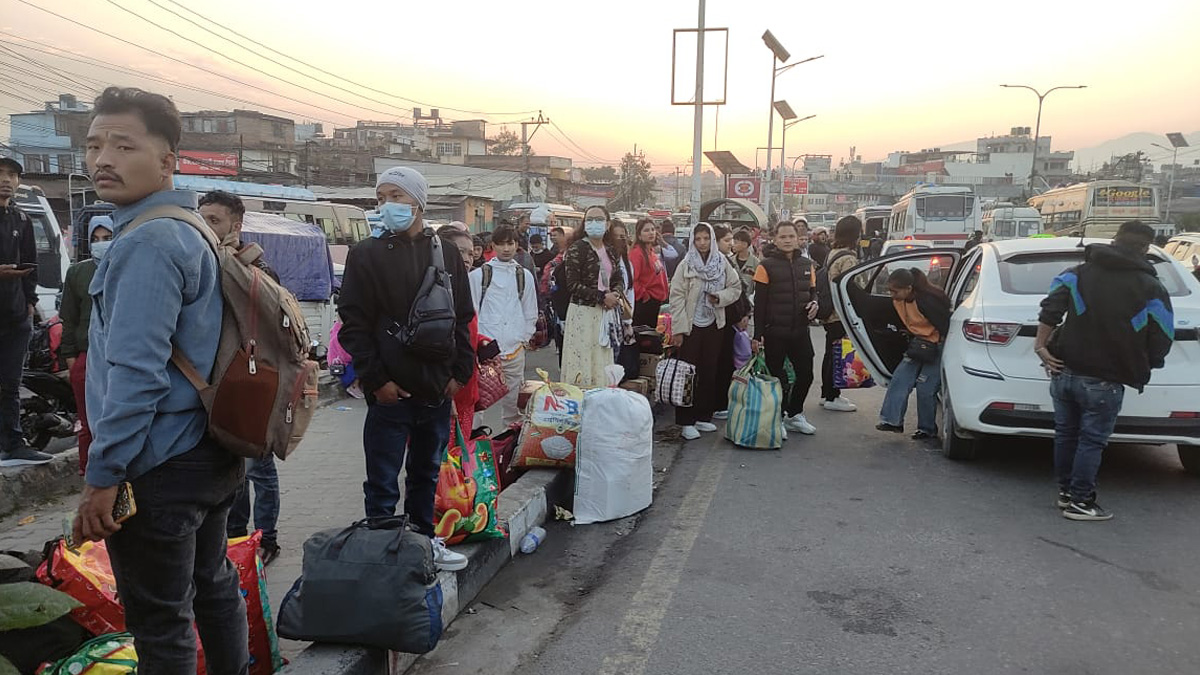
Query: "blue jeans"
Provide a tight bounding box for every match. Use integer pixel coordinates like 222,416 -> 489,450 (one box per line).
362,398 -> 451,536
879,355 -> 941,435
226,455 -> 279,545
106,437 -> 248,675
1051,371 -> 1125,502
0,317 -> 31,451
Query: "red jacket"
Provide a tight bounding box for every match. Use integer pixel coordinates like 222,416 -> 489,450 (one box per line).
630,245 -> 669,302
453,316 -> 487,433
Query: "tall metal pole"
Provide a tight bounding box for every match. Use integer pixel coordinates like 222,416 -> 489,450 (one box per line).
763,63 -> 777,220
689,0 -> 705,230
779,121 -> 787,214
521,123 -> 530,202
1030,94 -> 1045,191
1167,145 -> 1178,225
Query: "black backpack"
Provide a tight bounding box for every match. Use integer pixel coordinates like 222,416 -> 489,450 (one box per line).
389,234 -> 457,361
815,250 -> 857,322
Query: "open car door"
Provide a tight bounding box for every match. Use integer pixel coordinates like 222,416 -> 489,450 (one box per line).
831,249 -> 964,386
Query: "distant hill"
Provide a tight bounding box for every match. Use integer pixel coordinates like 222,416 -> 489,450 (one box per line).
1071,132 -> 1200,172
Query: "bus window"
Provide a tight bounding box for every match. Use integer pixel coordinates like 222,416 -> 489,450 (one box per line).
349,218 -> 370,241
315,217 -> 339,243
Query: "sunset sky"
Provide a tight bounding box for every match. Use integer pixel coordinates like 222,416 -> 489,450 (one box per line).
2,0 -> 1198,173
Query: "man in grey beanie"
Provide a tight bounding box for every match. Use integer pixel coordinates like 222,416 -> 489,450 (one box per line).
337,165 -> 474,571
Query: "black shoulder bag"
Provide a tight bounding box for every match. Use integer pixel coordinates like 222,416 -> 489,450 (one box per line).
386,234 -> 457,361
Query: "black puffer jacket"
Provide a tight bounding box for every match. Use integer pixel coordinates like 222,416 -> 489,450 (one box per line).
753,248 -> 816,339
337,228 -> 475,404
1040,243 -> 1174,390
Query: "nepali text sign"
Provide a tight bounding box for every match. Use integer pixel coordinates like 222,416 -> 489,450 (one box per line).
726,176 -> 761,201
178,151 -> 239,176
783,177 -> 809,195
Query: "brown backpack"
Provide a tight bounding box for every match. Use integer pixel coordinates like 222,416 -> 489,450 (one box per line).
126,205 -> 319,460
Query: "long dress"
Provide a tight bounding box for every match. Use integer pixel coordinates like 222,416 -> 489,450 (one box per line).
560,302 -> 610,388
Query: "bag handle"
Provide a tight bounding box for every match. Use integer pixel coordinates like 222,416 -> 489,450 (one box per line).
325,515 -> 411,560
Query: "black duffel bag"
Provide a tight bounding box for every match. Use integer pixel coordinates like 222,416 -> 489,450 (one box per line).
277,517 -> 443,653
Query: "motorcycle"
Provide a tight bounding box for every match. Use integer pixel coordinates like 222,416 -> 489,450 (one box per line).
20,318 -> 77,451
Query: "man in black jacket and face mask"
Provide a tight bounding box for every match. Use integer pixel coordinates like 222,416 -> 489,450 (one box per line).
1036,220 -> 1173,522
337,166 -> 474,571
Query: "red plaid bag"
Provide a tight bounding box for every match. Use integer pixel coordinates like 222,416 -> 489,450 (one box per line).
474,358 -> 510,412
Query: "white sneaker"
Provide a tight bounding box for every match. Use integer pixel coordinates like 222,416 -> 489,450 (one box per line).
822,397 -> 857,413
695,421 -> 718,433
712,410 -> 729,420
785,414 -> 816,435
681,425 -> 701,440
781,424 -> 788,441
432,537 -> 468,572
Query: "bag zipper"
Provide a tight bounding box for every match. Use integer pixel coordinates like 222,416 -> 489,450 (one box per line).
285,361 -> 318,424
248,270 -> 261,374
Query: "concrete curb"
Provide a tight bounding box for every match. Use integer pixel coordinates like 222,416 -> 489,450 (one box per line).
0,452 -> 81,519
283,467 -> 574,675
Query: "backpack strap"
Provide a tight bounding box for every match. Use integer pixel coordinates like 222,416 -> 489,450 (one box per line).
122,205 -> 220,394
480,263 -> 525,304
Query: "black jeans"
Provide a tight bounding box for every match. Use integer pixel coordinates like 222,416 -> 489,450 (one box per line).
362,398 -> 450,536
674,323 -> 723,427
764,329 -> 815,417
820,322 -> 846,401
714,324 -> 737,413
106,438 -> 247,675
632,298 -> 663,329
0,317 -> 31,451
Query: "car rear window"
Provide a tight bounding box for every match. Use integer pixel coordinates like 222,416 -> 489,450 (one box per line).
998,252 -> 1192,297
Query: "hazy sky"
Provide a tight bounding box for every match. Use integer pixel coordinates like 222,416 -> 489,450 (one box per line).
3,0 -> 1198,173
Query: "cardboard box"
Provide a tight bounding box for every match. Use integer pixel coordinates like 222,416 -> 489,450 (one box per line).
638,353 -> 662,380
619,378 -> 650,397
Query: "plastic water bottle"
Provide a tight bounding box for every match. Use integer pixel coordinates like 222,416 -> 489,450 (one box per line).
520,526 -> 547,554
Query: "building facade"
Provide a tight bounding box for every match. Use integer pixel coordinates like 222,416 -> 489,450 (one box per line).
7,94 -> 91,174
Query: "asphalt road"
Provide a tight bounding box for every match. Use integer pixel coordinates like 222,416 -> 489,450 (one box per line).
511,378 -> 1200,675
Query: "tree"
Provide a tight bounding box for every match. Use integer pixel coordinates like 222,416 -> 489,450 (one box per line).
490,129 -> 523,156
581,165 -> 618,183
610,153 -> 656,211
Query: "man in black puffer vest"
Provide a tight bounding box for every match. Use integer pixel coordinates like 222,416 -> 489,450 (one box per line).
1036,220 -> 1174,522
752,221 -> 819,437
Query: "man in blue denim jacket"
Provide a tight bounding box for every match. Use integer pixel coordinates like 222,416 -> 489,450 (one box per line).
72,87 -> 248,675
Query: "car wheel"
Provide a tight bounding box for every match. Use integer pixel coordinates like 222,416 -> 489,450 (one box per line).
1179,445 -> 1200,476
942,396 -> 977,461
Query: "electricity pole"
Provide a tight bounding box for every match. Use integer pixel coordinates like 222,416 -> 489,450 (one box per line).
521,112 -> 549,202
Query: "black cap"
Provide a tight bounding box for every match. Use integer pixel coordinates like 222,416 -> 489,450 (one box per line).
0,157 -> 23,175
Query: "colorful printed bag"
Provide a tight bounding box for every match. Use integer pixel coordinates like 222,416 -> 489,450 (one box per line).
41,633 -> 137,675
434,422 -> 507,545
832,337 -> 876,390
724,354 -> 785,449
515,370 -> 583,469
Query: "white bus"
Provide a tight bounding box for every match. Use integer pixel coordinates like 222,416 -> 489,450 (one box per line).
887,185 -> 981,246
981,202 -> 1043,241
797,211 -> 838,228
853,205 -> 891,240
1027,181 -> 1160,238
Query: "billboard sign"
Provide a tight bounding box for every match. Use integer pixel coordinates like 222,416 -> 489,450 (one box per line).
783,177 -> 809,195
726,176 -> 761,200
178,151 -> 239,176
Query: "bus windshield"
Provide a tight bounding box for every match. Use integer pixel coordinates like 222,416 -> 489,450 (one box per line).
916,195 -> 973,219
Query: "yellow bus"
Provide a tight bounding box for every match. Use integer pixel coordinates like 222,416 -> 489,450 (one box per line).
1028,181 -> 1159,238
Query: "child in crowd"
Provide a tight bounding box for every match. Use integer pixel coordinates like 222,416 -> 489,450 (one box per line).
732,315 -> 752,370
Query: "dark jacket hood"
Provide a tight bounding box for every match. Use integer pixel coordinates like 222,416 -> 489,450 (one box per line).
1085,243 -> 1155,276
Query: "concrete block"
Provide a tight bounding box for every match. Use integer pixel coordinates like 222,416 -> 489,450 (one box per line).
285,643 -> 386,675
0,452 -> 81,519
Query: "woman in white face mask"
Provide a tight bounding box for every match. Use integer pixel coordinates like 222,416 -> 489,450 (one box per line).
559,205 -> 626,388
59,215 -> 114,475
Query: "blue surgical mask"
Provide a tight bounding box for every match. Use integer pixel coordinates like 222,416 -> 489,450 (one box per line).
584,219 -> 606,238
378,202 -> 415,233
90,240 -> 112,260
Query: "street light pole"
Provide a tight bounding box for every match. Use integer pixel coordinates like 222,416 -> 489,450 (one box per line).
1153,141 -> 1181,225
1000,84 -> 1086,192
761,32 -> 822,222
689,0 -> 706,230
778,112 -> 815,213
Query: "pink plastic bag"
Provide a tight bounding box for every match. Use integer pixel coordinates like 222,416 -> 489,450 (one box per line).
328,321 -> 352,368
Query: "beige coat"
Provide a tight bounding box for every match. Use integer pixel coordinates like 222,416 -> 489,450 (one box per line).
668,254 -> 743,336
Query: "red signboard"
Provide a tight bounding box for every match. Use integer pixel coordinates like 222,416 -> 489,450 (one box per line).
783,177 -> 809,195
178,150 -> 239,176
576,184 -> 616,198
726,176 -> 761,200
896,160 -> 945,176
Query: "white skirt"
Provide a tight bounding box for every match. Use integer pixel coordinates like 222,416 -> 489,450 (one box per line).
560,303 -> 612,389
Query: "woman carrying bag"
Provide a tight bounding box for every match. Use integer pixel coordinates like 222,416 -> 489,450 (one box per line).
669,222 -> 743,441
560,206 -> 626,388
876,267 -> 952,442
630,218 -> 669,329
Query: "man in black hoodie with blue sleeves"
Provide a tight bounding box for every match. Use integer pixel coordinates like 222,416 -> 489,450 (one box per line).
1035,221 -> 1173,522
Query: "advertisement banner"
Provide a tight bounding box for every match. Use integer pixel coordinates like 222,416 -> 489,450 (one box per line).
1092,186 -> 1154,208
178,151 -> 239,176
575,184 -> 616,199
783,177 -> 809,195
726,176 -> 761,201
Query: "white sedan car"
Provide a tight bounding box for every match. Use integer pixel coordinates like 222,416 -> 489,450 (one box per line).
832,238 -> 1200,474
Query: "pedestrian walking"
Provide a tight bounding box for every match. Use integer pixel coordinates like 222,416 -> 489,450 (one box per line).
73,86 -> 248,675
964,230 -> 984,251
198,190 -> 284,565
337,165 -> 473,572
875,267 -> 952,442
630,218 -> 669,329
819,216 -> 864,413
730,229 -> 760,294
559,206 -> 626,388
548,226 -> 567,257
470,224 -> 538,428
669,223 -> 742,441
0,155 -> 49,468
440,227 -> 486,434
751,220 -> 820,437
606,220 -> 638,380
808,226 -> 831,266
1035,220 -> 1173,521
658,220 -> 686,279
712,225 -> 751,421
59,216 -> 113,476
530,234 -> 555,275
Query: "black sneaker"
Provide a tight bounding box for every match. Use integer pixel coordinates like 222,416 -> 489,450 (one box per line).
0,446 -> 54,467
1063,500 -> 1113,521
260,541 -> 281,566
876,423 -> 904,433
1056,490 -> 1071,509
911,430 -> 937,441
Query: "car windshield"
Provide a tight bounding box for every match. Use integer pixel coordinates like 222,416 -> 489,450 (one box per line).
998,252 -> 1192,297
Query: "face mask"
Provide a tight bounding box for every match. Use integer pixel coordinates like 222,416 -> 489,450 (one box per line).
584,219 -> 606,238
379,202 -> 415,233
90,240 -> 112,260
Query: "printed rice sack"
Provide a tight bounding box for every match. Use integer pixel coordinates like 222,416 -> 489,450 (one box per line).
514,369 -> 583,469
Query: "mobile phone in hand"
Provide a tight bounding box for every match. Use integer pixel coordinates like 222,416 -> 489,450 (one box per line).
112,482 -> 137,524
14,263 -> 36,271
